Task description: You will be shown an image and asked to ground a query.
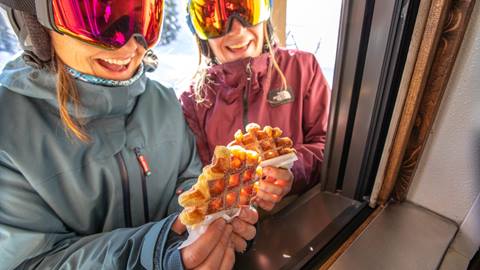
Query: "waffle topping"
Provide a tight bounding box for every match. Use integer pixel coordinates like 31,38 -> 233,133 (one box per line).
228,123 -> 295,162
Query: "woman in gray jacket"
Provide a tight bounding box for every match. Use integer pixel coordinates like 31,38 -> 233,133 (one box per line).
0,0 -> 257,269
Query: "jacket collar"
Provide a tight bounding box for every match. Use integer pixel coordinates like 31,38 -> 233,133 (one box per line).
205,51 -> 272,104
0,57 -> 146,121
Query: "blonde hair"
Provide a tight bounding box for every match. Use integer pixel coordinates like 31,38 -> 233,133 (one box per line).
192,21 -> 288,104
55,56 -> 90,142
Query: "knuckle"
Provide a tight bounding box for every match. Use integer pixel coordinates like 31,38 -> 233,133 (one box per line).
182,250 -> 202,268
246,226 -> 256,240
231,219 -> 243,232
274,186 -> 283,195
250,211 -> 259,224
235,222 -> 247,236
261,201 -> 273,211
259,181 -> 267,189
257,190 -> 267,200
245,208 -> 258,224
212,219 -> 226,234
240,208 -> 250,221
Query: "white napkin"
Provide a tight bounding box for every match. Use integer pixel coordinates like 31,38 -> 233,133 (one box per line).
178,208 -> 242,249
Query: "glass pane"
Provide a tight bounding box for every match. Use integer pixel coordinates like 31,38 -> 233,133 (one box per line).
286,0 -> 342,87
148,0 -> 198,94
0,9 -> 21,71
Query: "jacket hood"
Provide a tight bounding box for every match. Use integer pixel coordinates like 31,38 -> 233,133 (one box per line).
0,57 -> 147,120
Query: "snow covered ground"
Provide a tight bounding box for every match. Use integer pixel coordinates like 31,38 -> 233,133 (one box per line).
0,1 -> 341,94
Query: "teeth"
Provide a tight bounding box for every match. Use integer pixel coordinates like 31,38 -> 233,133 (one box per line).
229,43 -> 249,49
101,58 -> 132,66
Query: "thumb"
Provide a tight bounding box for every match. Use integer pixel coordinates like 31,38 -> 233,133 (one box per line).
172,216 -> 187,235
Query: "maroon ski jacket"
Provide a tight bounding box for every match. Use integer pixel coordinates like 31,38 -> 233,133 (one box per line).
180,48 -> 331,194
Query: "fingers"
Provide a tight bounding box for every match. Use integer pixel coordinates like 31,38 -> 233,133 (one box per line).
181,219 -> 228,269
256,189 -> 282,203
261,167 -> 294,198
231,218 -> 256,241
273,179 -> 292,188
258,181 -> 283,196
237,207 -> 259,225
196,224 -> 233,270
231,232 -> 247,253
219,242 -> 235,270
263,167 -> 293,183
255,198 -> 275,211
231,208 -> 258,253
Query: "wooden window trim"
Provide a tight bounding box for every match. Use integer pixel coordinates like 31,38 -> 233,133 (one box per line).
271,0 -> 287,46
377,0 -> 476,204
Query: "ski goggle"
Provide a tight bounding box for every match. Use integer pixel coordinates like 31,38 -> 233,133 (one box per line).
36,0 -> 164,49
187,0 -> 272,40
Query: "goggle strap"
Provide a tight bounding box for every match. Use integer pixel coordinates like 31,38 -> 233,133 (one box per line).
35,0 -> 56,31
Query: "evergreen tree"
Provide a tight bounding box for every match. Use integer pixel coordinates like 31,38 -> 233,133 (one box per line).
159,0 -> 181,46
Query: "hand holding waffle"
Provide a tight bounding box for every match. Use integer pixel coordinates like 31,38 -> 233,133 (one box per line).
180,219 -> 235,270
230,207 -> 258,252
254,166 -> 294,211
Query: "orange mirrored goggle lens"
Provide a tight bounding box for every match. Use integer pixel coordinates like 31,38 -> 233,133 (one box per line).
52,0 -> 164,49
188,0 -> 271,40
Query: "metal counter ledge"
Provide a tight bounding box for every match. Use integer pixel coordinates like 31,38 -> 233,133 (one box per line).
235,187 -> 365,270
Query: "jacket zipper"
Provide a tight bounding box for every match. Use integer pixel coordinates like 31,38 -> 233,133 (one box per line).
243,60 -> 253,130
115,152 -> 132,227
134,147 -> 151,223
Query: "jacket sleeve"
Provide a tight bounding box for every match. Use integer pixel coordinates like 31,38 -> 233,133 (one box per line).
290,58 -> 331,194
167,116 -> 203,215
0,153 -> 185,270
179,91 -> 211,166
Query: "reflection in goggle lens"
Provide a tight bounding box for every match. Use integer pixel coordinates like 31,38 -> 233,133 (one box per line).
188,0 -> 271,40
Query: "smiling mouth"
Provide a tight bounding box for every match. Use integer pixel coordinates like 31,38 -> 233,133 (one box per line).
96,57 -> 133,73
227,41 -> 252,53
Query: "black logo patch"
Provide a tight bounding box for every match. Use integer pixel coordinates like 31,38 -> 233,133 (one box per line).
267,88 -> 295,107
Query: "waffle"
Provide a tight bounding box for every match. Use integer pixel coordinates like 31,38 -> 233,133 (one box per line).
179,145 -> 262,226
228,123 -> 296,162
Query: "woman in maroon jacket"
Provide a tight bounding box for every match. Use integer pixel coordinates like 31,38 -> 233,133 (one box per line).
180,0 -> 331,211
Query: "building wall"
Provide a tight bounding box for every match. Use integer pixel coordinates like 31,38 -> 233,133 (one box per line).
407,3 -> 480,265
407,3 -> 480,225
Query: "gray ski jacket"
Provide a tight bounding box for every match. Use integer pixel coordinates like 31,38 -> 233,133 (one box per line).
0,57 -> 201,269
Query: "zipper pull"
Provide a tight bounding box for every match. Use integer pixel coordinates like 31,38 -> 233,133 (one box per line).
246,60 -> 253,80
134,147 -> 152,177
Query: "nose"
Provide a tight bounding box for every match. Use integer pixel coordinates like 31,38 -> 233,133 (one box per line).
227,18 -> 247,35
117,36 -> 143,52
